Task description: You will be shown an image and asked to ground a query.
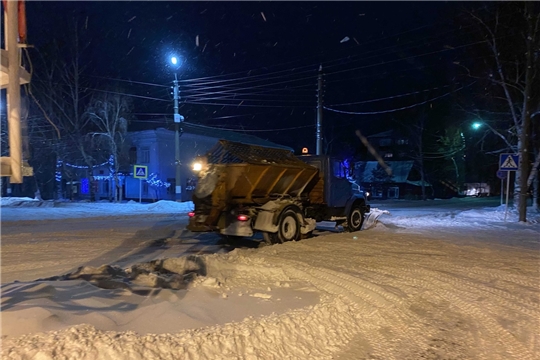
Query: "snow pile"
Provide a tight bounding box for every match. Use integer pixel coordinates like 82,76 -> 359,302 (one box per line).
2,250 -> 362,359
147,200 -> 194,212
0,196 -> 44,207
379,204 -> 540,229
1,197 -> 194,221
3,296 -> 359,360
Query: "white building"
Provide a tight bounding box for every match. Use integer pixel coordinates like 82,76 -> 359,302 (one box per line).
123,124 -> 291,202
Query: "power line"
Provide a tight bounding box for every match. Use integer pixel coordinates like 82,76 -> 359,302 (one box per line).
324,38 -> 504,79
326,85 -> 452,107
182,100 -> 313,108
30,79 -> 170,103
324,54 -> 488,85
85,75 -> 169,88
324,82 -> 474,115
184,95 -> 313,104
183,121 -> 315,132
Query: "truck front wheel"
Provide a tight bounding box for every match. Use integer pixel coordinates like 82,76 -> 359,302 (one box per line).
347,205 -> 364,232
263,209 -> 300,244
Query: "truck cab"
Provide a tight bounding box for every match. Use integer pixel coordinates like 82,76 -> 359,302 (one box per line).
298,155 -> 369,224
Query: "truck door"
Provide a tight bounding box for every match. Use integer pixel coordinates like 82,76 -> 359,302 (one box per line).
328,159 -> 352,207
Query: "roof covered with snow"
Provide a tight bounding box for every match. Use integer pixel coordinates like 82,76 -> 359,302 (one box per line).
130,123 -> 293,151
354,161 -> 414,183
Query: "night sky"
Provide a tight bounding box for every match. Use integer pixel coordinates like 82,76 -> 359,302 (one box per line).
25,1 -> 484,154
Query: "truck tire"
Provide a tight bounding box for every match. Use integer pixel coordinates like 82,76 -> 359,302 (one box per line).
347,205 -> 364,232
263,208 -> 300,244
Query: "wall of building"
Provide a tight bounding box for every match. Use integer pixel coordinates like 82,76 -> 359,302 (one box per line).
124,129 -> 229,202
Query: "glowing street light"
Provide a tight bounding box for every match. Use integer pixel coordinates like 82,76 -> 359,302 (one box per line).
169,54 -> 184,201
472,122 -> 482,130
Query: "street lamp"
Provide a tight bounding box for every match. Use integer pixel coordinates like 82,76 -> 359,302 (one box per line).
472,122 -> 482,130
170,55 -> 184,202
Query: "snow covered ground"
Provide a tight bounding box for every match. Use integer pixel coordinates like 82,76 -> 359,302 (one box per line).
0,197 -> 195,222
1,197 -> 539,359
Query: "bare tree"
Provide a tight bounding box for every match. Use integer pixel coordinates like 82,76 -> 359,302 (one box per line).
433,127 -> 466,186
85,90 -> 131,202
466,3 -> 540,221
27,18 -> 104,200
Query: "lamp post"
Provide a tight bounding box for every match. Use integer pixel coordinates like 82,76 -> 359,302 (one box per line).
170,56 -> 184,202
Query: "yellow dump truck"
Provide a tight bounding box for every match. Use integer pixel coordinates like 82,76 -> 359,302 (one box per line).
187,140 -> 370,244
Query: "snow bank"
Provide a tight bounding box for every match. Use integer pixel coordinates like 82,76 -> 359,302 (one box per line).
0,197 -> 194,221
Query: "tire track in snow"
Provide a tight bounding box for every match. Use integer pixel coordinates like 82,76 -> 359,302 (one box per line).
254,252 -> 428,359
258,238 -> 538,359
365,258 -> 537,359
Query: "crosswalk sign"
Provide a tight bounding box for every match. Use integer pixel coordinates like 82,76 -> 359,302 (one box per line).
499,154 -> 519,171
133,165 -> 148,179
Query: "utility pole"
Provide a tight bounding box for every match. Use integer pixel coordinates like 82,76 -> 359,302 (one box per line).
1,1 -> 32,186
172,74 -> 184,202
5,0 -> 22,183
316,65 -> 324,155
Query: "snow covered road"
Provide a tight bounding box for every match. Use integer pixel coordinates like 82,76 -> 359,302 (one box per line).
1,198 -> 539,359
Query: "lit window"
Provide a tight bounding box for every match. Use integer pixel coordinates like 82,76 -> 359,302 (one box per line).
397,139 -> 409,145
333,161 -> 346,179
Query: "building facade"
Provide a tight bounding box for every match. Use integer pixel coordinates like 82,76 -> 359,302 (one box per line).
123,124 -> 291,202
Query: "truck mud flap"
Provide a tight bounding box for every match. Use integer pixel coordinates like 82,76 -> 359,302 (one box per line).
361,208 -> 390,230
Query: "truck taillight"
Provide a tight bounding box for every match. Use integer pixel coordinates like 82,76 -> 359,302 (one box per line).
188,212 -> 195,217
237,214 -> 249,221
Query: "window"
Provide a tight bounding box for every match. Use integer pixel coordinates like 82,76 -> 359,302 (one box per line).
139,147 -> 150,163
102,180 -> 109,194
333,160 -> 348,179
129,147 -> 137,164
167,178 -> 176,195
379,138 -> 392,147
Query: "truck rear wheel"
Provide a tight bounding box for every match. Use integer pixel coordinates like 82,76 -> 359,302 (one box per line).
347,205 -> 364,232
263,209 -> 300,244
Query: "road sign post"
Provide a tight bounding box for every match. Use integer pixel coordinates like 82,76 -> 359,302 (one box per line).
498,154 -> 519,222
496,170 -> 507,206
133,165 -> 148,203
504,172 -> 511,221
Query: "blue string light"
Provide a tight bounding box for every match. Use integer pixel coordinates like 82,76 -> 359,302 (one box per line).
55,160 -> 63,182
146,173 -> 171,188
64,160 -> 109,169
57,155 -> 169,190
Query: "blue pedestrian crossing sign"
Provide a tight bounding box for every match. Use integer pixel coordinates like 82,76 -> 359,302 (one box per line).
499,153 -> 519,171
133,165 -> 148,179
